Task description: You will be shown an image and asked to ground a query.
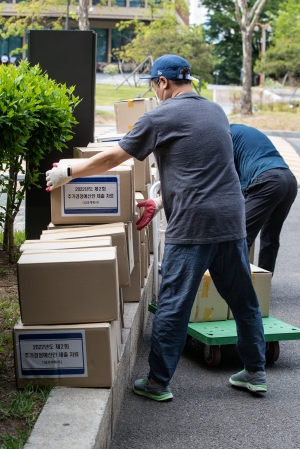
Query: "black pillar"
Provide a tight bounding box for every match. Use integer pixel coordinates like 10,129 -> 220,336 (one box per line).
26,30 -> 96,238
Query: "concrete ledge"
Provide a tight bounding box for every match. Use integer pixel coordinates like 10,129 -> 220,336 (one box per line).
262,130 -> 300,138
24,260 -> 154,449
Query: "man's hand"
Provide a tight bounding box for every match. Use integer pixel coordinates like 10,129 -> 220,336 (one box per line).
136,197 -> 163,230
45,163 -> 73,192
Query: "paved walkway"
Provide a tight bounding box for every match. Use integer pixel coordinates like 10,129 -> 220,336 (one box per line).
111,190 -> 300,448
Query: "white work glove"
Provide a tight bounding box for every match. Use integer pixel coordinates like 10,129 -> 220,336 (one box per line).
136,197 -> 163,230
45,162 -> 73,192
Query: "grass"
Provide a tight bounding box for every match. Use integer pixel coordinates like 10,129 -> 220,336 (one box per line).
0,230 -> 52,449
95,83 -> 213,105
228,109 -> 300,131
0,230 -> 26,263
0,384 -> 52,449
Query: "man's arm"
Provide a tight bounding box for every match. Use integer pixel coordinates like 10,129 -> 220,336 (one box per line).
46,144 -> 131,191
71,144 -> 131,178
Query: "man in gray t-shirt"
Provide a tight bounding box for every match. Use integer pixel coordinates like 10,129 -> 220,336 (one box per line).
120,93 -> 245,245
46,54 -> 267,400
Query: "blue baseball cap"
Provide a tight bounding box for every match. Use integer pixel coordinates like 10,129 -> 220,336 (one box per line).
140,54 -> 198,81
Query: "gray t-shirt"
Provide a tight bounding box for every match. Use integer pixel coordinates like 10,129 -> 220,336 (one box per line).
119,92 -> 246,244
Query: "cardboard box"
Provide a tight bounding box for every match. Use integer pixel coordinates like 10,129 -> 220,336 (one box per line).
119,288 -> 124,329
135,192 -> 147,243
73,146 -> 114,158
66,154 -> 136,215
45,221 -> 134,275
141,242 -> 148,283
140,243 -> 146,288
114,98 -> 152,133
140,183 -> 153,201
135,159 -> 147,192
75,144 -> 151,194
17,248 -> 120,325
125,221 -> 134,274
145,228 -> 150,268
122,262 -> 142,303
249,242 -> 255,264
132,213 -> 141,263
47,222 -> 89,230
20,237 -> 112,253
87,141 -> 116,147
228,264 -> 271,319
149,97 -> 157,110
14,319 -> 121,388
95,132 -> 126,143
50,160 -> 134,225
189,271 -> 229,322
40,224 -> 130,287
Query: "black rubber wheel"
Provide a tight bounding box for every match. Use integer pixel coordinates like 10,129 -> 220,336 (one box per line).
266,341 -> 280,363
203,345 -> 221,366
185,335 -> 193,344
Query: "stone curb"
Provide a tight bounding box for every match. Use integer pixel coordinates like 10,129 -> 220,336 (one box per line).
24,261 -> 154,449
262,130 -> 300,138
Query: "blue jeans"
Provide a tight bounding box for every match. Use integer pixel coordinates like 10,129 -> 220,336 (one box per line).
149,238 -> 266,386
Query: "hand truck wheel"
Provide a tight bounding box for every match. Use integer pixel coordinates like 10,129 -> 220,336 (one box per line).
265,341 -> 280,363
185,334 -> 193,344
203,345 -> 221,366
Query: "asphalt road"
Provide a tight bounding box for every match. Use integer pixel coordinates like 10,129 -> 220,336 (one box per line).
287,138 -> 300,157
110,143 -> 300,449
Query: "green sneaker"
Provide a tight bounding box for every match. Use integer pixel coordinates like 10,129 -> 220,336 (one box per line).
133,378 -> 173,401
229,369 -> 267,393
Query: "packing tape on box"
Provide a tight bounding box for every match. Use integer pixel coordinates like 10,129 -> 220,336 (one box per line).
202,308 -> 213,322
201,272 -> 211,298
251,271 -> 256,287
128,125 -> 133,130
127,101 -> 134,108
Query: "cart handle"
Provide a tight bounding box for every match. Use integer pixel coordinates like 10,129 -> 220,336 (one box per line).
149,181 -> 164,304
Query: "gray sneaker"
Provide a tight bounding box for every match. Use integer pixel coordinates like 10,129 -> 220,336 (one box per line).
133,378 -> 173,401
229,369 -> 267,393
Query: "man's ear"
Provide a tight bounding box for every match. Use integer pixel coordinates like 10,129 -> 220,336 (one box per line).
160,76 -> 169,89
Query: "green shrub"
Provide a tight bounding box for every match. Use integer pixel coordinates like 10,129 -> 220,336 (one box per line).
0,61 -> 80,262
103,64 -> 119,76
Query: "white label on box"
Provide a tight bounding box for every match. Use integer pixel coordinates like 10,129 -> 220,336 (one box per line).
62,176 -> 120,216
16,330 -> 88,378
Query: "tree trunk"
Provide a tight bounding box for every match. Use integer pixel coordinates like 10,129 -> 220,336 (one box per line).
3,195 -> 9,251
78,0 -> 90,30
241,29 -> 253,115
8,215 -> 14,264
7,166 -> 17,263
235,0 -> 269,116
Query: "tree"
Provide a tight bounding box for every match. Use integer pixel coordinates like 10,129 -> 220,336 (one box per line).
0,62 -> 80,262
0,0 -> 70,47
256,0 -> 300,80
78,0 -> 90,30
201,0 -> 243,85
0,0 -> 86,54
201,0 -> 283,86
113,2 -> 214,83
234,0 -> 270,115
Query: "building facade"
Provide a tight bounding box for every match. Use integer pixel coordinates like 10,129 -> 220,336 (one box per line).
1,0 -> 188,64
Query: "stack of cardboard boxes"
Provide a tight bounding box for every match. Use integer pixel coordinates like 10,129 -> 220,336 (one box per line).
13,97 -> 160,388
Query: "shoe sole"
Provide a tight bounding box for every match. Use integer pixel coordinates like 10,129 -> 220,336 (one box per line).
229,378 -> 267,393
133,387 -> 173,401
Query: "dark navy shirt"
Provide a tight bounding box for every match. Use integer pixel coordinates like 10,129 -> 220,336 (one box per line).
119,93 -> 246,244
230,124 -> 289,191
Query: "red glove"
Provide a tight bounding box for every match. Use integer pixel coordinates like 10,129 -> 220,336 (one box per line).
136,197 -> 163,230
